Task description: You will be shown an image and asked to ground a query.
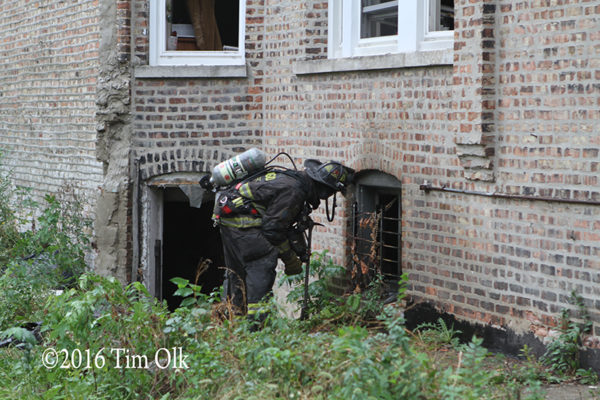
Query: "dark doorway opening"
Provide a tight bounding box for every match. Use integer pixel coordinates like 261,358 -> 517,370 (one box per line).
161,187 -> 225,310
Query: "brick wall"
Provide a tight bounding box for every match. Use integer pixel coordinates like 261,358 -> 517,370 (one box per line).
0,0 -> 103,209
495,0 -> 599,197
254,0 -> 600,345
132,78 -> 263,180
409,0 -> 600,342
129,0 -> 600,347
131,0 -> 266,179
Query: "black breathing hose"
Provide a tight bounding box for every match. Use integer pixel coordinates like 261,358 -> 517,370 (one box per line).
265,152 -> 298,171
325,193 -> 336,222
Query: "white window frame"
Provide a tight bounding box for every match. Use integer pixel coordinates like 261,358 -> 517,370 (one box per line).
328,0 -> 453,59
149,0 -> 246,66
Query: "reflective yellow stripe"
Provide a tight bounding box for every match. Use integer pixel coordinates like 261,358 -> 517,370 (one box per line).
232,197 -> 244,207
252,202 -> 266,215
247,302 -> 267,315
219,216 -> 262,228
238,183 -> 254,199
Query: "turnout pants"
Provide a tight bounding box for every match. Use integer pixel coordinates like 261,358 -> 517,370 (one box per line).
220,225 -> 279,315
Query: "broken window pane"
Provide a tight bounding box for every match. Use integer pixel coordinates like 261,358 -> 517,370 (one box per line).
166,0 -> 239,51
360,0 -> 398,39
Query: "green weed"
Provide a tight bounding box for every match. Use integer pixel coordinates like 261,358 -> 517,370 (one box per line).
279,250 -> 389,329
541,291 -> 598,383
416,317 -> 462,350
0,166 -> 597,399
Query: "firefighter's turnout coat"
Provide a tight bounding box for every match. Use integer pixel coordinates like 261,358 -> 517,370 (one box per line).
214,169 -> 318,313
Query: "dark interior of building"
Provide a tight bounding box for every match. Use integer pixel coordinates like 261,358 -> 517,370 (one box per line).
161,188 -> 225,310
171,0 -> 239,49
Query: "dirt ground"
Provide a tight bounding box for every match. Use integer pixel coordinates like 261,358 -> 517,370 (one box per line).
543,384 -> 599,399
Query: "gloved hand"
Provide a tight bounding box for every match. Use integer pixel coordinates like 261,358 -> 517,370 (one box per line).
281,250 -> 303,275
288,230 -> 309,262
298,251 -> 310,263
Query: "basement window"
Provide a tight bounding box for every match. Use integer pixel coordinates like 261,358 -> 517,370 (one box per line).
149,0 -> 245,66
352,171 -> 402,286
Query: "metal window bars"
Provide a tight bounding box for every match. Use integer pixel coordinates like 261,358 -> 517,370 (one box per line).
351,195 -> 401,290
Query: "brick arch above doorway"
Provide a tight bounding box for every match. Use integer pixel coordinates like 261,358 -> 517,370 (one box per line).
135,146 -> 261,181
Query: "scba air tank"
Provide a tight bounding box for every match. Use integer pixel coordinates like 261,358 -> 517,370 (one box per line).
210,148 -> 267,187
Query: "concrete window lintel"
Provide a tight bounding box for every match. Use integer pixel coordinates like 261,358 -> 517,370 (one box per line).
134,65 -> 247,79
146,172 -> 209,187
293,50 -> 453,75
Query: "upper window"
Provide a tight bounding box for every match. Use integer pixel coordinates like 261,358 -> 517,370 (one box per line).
329,0 -> 454,59
149,0 -> 245,66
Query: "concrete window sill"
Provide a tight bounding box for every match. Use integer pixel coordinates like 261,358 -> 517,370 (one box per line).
134,65 -> 247,79
293,50 -> 453,75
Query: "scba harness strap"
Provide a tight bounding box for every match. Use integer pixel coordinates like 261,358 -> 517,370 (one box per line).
212,188 -> 261,227
212,169 -> 274,227
212,167 -> 312,229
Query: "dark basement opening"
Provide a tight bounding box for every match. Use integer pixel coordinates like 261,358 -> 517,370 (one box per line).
161,187 -> 225,310
352,170 -> 402,297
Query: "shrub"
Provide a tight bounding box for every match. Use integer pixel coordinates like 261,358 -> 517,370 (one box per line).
20,192 -> 91,281
1,274 -> 175,400
0,270 -> 555,400
0,154 -> 19,264
279,250 -> 389,329
0,260 -> 59,331
0,187 -> 92,331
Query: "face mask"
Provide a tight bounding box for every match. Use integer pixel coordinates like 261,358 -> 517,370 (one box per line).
316,183 -> 335,199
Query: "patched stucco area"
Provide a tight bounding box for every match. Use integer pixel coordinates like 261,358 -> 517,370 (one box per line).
94,0 -> 133,283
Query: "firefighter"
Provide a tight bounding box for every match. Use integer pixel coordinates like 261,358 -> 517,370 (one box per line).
213,159 -> 355,320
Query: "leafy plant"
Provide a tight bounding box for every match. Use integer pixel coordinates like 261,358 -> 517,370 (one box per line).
0,152 -> 19,264
0,261 -> 58,331
0,265 -> 562,400
541,291 -> 593,380
279,250 -> 393,329
416,317 -> 462,350
432,337 -> 485,400
494,345 -> 546,400
34,274 -> 173,399
30,192 -> 91,280
170,277 -> 216,308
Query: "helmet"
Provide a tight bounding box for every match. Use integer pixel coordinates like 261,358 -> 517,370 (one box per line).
304,159 -> 355,195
